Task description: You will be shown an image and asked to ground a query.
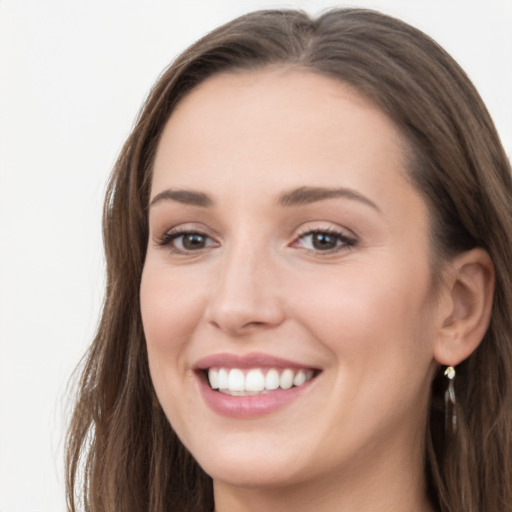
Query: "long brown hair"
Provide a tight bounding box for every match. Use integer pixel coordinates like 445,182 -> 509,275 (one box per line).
66,9 -> 512,512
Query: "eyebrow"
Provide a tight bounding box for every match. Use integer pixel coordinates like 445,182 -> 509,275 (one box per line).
149,185 -> 380,211
278,186 -> 380,211
150,189 -> 214,208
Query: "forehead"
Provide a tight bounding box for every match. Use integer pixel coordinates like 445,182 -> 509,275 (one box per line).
161,68 -> 399,149
150,68 -> 424,223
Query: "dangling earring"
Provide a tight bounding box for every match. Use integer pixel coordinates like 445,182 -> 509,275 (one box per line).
444,366 -> 457,435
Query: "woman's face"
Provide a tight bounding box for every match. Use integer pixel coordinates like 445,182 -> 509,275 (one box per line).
141,69 -> 443,490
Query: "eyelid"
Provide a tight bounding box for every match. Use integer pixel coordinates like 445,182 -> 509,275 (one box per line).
153,221 -> 357,255
155,224 -> 219,254
291,224 -> 358,253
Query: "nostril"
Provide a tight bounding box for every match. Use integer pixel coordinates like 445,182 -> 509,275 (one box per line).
205,298 -> 285,335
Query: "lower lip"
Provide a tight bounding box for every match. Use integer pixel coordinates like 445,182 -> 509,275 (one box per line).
196,372 -> 316,419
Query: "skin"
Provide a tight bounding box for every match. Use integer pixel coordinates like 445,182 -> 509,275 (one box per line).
140,68 -> 492,512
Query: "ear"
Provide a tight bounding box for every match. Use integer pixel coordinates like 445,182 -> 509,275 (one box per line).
434,248 -> 495,366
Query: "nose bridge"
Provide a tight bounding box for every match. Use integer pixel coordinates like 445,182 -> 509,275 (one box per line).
206,232 -> 284,334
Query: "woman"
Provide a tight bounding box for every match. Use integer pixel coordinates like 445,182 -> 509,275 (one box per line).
66,8 -> 512,512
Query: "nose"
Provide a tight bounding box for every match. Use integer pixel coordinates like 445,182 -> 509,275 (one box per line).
205,242 -> 285,336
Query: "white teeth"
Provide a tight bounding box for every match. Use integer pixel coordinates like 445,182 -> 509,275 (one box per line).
207,367 -> 316,395
279,369 -> 294,390
228,369 -> 245,392
293,370 -> 306,387
265,368 -> 280,390
218,368 -> 228,389
209,368 -> 219,389
246,369 -> 265,392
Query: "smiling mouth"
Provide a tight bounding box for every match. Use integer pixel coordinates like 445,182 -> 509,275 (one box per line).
205,367 -> 317,396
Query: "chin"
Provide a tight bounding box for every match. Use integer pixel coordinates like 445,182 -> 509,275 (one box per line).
201,456 -> 304,489
185,431 -> 320,490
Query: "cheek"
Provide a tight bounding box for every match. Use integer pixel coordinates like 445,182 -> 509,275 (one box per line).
291,260 -> 437,437
289,257 -> 437,366
139,259 -> 209,406
140,260 -> 205,351
140,261 -> 211,438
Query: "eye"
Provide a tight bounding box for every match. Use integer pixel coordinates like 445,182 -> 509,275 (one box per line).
157,228 -> 218,253
294,228 -> 356,253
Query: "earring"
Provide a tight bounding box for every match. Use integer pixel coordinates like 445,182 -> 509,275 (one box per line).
444,366 -> 457,435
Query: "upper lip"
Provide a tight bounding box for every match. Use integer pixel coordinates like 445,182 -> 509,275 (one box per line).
194,352 -> 320,371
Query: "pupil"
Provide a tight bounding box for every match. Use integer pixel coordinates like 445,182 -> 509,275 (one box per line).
183,234 -> 205,250
313,233 -> 337,250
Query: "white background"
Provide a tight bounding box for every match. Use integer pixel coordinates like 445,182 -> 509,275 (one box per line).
0,1 -> 510,510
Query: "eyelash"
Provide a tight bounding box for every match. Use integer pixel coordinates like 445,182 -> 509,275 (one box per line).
293,227 -> 357,253
156,227 -> 217,253
156,226 -> 357,255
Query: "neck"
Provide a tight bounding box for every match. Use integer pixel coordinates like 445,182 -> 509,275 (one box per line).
214,476 -> 434,512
